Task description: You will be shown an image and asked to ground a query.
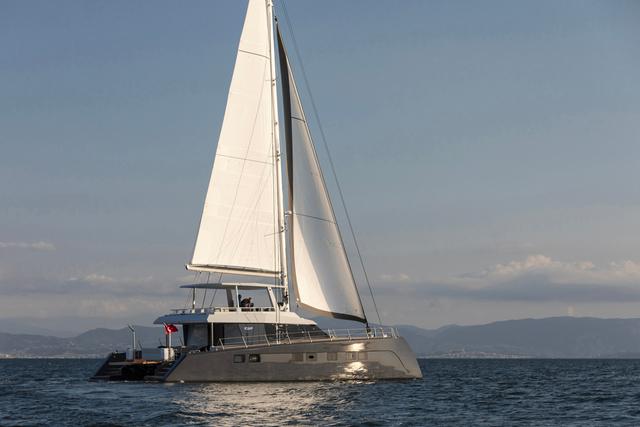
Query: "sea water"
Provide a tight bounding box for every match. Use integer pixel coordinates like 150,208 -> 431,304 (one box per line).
2,359 -> 640,426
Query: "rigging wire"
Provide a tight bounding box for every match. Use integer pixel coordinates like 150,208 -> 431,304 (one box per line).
184,271 -> 200,309
200,273 -> 210,308
280,1 -> 383,326
208,289 -> 218,308
209,272 -> 223,308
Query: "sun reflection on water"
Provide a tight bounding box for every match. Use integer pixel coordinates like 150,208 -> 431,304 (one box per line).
166,381 -> 359,426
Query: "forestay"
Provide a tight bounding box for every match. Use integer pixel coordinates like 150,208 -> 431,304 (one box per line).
277,28 -> 367,323
189,0 -> 280,277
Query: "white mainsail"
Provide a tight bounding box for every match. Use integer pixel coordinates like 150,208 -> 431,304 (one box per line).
277,29 -> 367,323
189,0 -> 281,277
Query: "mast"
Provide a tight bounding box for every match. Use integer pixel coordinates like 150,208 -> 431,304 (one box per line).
267,0 -> 289,308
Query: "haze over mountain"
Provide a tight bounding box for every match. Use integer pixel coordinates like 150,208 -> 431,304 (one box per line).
4,317 -> 640,359
400,317 -> 640,358
0,325 -> 165,358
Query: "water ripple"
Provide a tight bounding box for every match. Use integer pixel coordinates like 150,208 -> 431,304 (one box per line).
2,359 -> 640,425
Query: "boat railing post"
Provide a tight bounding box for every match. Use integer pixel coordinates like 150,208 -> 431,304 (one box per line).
265,334 -> 270,346
307,330 -> 312,343
286,331 -> 291,344
241,335 -> 247,348
219,338 -> 225,351
347,329 -> 352,341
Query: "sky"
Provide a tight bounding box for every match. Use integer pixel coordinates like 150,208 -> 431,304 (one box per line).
1,0 -> 640,333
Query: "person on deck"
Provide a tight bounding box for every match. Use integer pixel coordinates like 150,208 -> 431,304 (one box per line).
240,296 -> 253,308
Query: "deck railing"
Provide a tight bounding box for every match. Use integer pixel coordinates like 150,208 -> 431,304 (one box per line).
213,327 -> 398,351
170,306 -> 276,315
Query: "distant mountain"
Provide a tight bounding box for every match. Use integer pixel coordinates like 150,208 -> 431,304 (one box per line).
397,317 -> 640,358
0,316 -> 157,337
0,325 -> 165,358
3,317 -> 640,358
0,318 -> 77,338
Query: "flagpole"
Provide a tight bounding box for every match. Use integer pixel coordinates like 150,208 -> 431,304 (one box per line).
164,323 -> 169,349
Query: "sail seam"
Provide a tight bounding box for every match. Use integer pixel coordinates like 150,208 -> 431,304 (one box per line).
238,49 -> 270,60
216,153 -> 273,165
293,212 -> 336,225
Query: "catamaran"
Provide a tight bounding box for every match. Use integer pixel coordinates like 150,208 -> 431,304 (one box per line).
92,0 -> 421,382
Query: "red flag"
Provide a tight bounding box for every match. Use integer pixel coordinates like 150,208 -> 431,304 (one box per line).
164,324 -> 178,335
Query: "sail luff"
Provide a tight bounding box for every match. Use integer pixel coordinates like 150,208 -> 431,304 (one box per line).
276,25 -> 367,324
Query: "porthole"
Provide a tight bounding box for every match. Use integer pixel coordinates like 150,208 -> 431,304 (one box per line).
306,353 -> 316,361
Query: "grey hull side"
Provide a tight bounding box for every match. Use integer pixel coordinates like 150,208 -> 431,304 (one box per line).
164,336 -> 422,382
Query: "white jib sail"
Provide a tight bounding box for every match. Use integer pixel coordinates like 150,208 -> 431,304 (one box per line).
190,0 -> 280,276
280,35 -> 366,322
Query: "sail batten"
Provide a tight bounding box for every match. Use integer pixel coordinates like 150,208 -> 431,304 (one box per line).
277,26 -> 367,323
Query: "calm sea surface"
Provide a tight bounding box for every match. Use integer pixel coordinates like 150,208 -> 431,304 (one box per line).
2,359 -> 640,426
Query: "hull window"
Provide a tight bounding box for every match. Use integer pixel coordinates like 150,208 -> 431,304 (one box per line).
327,352 -> 338,361
248,354 -> 261,363
291,353 -> 303,362
233,354 -> 246,363
306,353 -> 316,361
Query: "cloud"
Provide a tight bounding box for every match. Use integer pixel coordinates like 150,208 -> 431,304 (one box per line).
0,271 -> 180,297
377,255 -> 640,302
0,241 -> 56,251
65,273 -> 166,295
379,272 -> 411,282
